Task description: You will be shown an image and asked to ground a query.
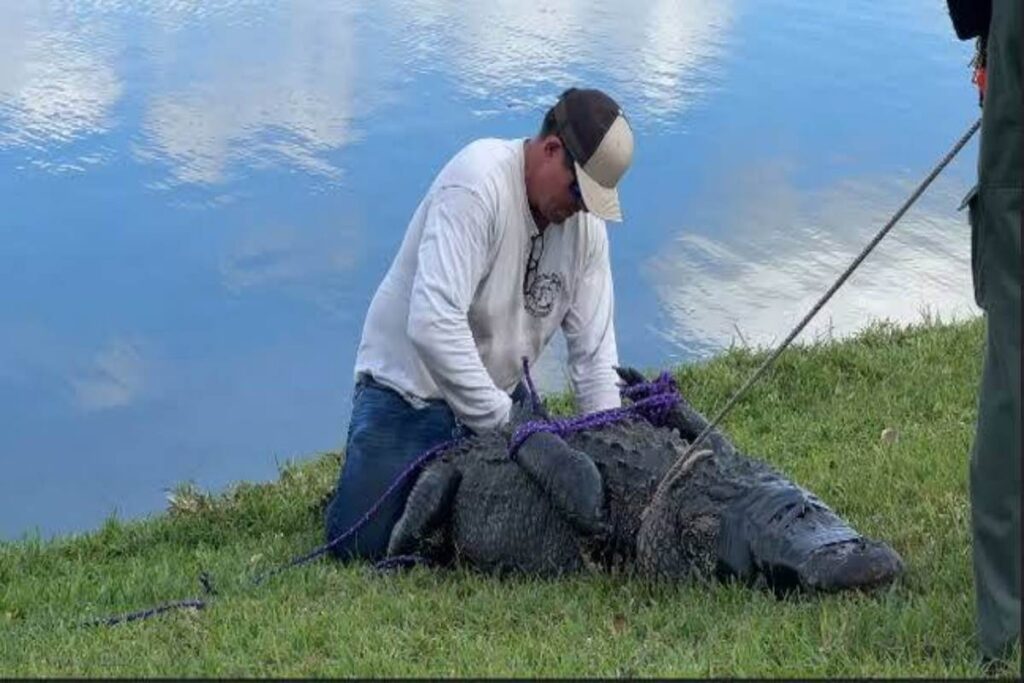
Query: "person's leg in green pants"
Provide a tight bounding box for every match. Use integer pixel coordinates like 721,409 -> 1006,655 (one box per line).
966,0 -> 1022,666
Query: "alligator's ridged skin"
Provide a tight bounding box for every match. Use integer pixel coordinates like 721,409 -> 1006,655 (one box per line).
387,383 -> 904,593
564,420 -> 679,569
440,430 -> 586,576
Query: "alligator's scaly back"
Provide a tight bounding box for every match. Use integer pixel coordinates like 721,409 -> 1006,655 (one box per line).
565,419 -> 680,568
439,430 -> 590,576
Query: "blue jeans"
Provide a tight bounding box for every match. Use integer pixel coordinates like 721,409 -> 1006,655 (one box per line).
324,376 -> 460,561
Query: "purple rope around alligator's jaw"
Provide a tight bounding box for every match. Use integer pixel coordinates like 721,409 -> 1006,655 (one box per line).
509,389 -> 679,457
509,361 -> 680,458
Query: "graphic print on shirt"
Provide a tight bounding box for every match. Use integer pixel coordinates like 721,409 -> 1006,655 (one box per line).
522,231 -> 564,318
525,272 -> 564,317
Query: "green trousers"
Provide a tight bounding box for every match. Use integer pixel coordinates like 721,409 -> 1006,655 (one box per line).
966,0 -> 1021,661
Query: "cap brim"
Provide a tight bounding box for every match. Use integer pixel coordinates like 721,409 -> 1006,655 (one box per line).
575,161 -> 622,222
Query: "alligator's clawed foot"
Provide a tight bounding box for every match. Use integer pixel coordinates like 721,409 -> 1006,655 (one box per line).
613,365 -> 648,387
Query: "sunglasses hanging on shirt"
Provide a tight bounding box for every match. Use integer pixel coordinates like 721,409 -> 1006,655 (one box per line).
522,232 -> 563,318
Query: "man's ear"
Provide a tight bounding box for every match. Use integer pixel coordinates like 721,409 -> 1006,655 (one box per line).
541,134 -> 563,158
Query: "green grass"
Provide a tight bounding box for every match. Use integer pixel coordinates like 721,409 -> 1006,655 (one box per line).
1,316 -> 1020,677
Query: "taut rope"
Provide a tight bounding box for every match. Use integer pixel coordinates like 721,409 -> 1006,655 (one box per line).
648,118 -> 981,508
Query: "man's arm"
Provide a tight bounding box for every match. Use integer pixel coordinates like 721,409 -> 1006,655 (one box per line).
562,221 -> 621,415
407,186 -> 513,432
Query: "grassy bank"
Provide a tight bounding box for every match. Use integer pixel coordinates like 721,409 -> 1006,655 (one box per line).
1,317 -> 1019,677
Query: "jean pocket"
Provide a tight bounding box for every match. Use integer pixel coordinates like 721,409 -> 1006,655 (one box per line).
965,186 -> 987,309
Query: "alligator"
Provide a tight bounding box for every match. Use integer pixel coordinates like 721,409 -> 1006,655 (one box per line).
385,367 -> 904,594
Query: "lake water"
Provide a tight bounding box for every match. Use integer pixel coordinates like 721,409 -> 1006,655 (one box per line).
1,0 -> 981,541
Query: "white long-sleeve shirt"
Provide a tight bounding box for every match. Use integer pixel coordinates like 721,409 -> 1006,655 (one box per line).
354,138 -> 621,431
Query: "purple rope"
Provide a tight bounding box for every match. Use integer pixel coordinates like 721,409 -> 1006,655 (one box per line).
84,572 -> 215,628
621,371 -> 677,401
373,554 -> 430,573
261,366 -> 678,581
252,437 -> 463,585
86,598 -> 207,627
509,373 -> 681,458
265,366 -> 680,580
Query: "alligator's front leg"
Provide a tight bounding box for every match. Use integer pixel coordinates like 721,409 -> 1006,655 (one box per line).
514,432 -> 608,538
387,461 -> 461,559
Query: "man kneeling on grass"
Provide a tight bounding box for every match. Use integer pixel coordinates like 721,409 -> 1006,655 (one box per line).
324,88 -> 636,560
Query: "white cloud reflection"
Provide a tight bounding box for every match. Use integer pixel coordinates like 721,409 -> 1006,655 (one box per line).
1,0 -> 733,183
622,0 -> 735,118
646,164 -> 980,357
71,338 -> 149,412
393,0 -> 734,124
0,4 -> 121,150
220,221 -> 362,316
138,4 -> 360,186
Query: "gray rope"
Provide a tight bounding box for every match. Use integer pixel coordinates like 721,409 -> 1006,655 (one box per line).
651,117 -> 982,507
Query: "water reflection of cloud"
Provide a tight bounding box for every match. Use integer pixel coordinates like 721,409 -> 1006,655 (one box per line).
0,325 -> 153,413
220,222 -> 361,316
394,0 -> 734,124
623,0 -> 734,119
138,5 -> 360,186
646,164 -> 979,357
0,5 -> 121,150
71,338 -> 149,412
